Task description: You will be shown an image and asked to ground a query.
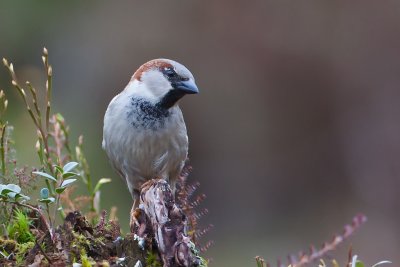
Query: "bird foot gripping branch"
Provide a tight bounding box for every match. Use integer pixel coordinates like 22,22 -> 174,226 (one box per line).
132,179 -> 205,267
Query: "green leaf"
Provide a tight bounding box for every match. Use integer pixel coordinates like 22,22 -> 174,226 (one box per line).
63,162 -> 78,173
351,255 -> 358,267
7,192 -> 15,198
6,184 -> 21,193
0,188 -> 14,195
14,193 -> 30,201
54,165 -> 63,175
355,260 -> 365,267
0,184 -> 22,197
62,172 -> 78,179
93,178 -> 112,194
0,186 -> 6,196
32,171 -> 57,182
372,261 -> 392,267
40,188 -> 49,199
36,140 -> 45,165
0,250 -> 8,257
39,197 -> 55,204
55,113 -> 64,122
55,187 -> 66,194
61,178 -> 77,187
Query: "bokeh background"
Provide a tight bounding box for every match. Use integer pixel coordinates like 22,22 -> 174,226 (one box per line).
1,1 -> 399,266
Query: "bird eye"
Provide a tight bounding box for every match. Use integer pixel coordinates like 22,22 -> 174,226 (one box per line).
163,67 -> 177,78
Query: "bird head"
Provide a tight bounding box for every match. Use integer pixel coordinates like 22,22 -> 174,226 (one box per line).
127,59 -> 199,109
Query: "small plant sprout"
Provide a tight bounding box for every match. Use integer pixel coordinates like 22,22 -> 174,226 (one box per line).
0,90 -> 8,177
40,187 -> 50,200
3,50 -> 54,176
0,184 -> 30,202
33,161 -> 79,229
3,49 -> 111,221
2,49 -> 111,235
255,215 -> 372,267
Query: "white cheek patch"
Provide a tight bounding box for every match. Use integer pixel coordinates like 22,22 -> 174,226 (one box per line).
125,80 -> 155,100
141,70 -> 171,99
124,70 -> 171,103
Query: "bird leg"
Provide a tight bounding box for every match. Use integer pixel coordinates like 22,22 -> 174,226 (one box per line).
129,199 -> 138,233
129,189 -> 141,233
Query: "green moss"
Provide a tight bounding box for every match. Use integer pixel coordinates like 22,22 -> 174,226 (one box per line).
145,250 -> 162,267
104,221 -> 113,232
80,249 -> 94,267
0,238 -> 17,254
15,241 -> 34,265
198,256 -> 208,267
7,209 -> 34,243
71,232 -> 98,267
94,235 -> 106,244
70,231 -> 91,263
71,231 -> 90,249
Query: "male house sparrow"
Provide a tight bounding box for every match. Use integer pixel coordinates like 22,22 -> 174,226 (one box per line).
102,59 -> 199,221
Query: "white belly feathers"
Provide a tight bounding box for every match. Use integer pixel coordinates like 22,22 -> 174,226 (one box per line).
102,92 -> 188,196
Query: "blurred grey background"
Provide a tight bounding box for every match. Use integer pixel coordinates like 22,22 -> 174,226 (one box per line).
1,1 -> 399,266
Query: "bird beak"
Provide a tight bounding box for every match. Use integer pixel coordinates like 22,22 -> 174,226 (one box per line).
175,80 -> 199,94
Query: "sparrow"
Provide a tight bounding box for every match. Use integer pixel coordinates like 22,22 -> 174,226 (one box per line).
102,59 -> 199,222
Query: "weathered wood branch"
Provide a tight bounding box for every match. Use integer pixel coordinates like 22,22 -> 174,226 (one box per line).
133,179 -> 203,267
